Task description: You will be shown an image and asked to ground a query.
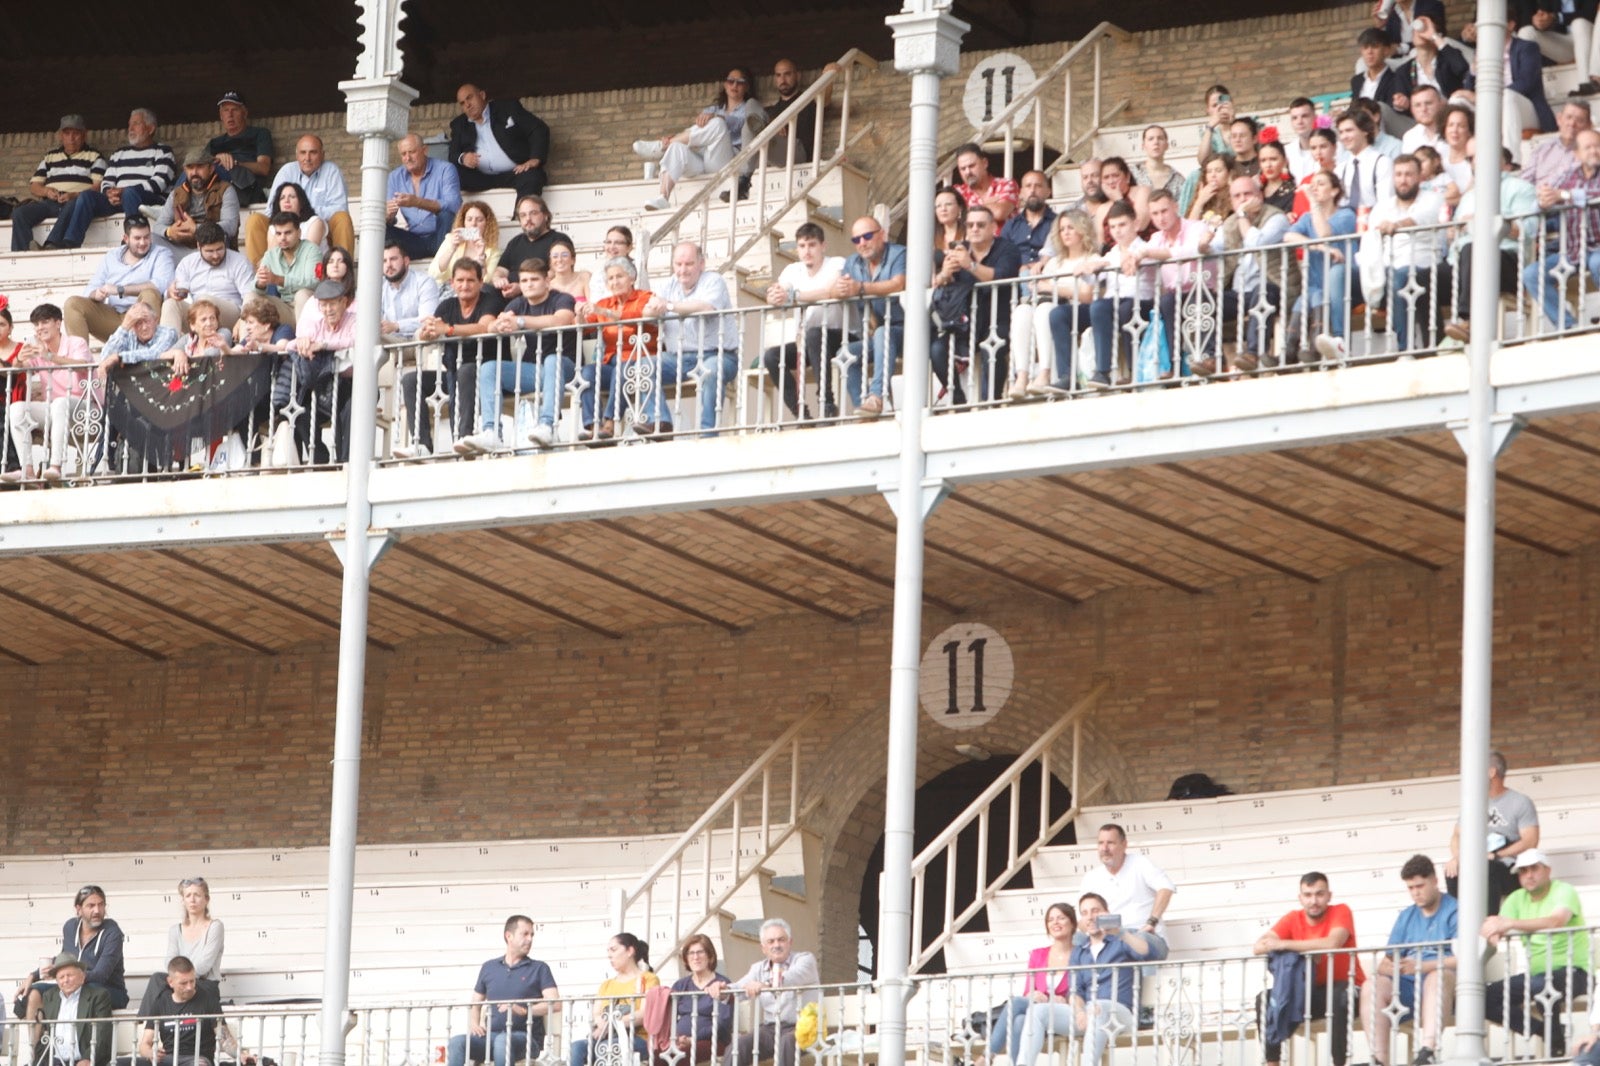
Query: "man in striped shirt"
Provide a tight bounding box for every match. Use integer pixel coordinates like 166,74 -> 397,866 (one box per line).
48,108 -> 176,250
10,114 -> 107,252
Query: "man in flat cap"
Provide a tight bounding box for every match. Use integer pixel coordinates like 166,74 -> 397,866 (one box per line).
11,114 -> 108,251
155,148 -> 241,252
31,953 -> 114,1066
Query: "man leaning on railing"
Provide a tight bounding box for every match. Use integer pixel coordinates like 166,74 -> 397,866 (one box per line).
1253,871 -> 1363,1066
725,918 -> 818,1066
1482,848 -> 1590,1058
130,956 -> 220,1066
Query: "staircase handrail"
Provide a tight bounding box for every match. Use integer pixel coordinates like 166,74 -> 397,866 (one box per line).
908,680 -> 1110,971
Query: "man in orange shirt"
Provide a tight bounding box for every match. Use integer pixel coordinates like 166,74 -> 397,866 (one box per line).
1254,872 -> 1364,1066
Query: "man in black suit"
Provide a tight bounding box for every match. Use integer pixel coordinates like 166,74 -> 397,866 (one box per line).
1352,28 -> 1415,135
447,83 -> 550,198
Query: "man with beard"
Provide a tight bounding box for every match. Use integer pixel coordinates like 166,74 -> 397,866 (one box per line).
379,241 -> 442,343
1254,872 -> 1363,1066
65,217 -> 174,343
1001,170 -> 1057,269
155,149 -> 240,251
1067,158 -> 1107,215
765,57 -> 840,165
13,886 -> 128,1017
1366,153 -> 1447,354
492,195 -> 571,298
50,108 -> 177,248
162,223 -> 255,333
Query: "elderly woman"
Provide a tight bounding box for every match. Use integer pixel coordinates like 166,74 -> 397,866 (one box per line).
571,933 -> 660,1066
168,877 -> 225,984
634,66 -> 767,211
431,201 -> 500,283
578,257 -> 657,442
664,934 -> 732,1065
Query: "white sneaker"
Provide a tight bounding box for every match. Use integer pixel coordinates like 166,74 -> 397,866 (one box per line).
454,429 -> 504,455
391,441 -> 431,460
1313,333 -> 1348,364
271,422 -> 298,468
632,139 -> 666,161
528,423 -> 556,448
643,196 -> 670,211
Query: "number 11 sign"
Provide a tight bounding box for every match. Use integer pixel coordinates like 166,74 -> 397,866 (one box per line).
918,622 -> 1014,730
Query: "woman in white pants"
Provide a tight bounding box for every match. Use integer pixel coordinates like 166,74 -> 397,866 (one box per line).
634,66 -> 768,210
1518,0 -> 1600,97
1007,211 -> 1100,397
2,303 -> 94,483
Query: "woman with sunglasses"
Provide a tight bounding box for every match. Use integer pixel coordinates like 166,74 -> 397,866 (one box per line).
633,66 -> 768,211
169,877 -> 225,983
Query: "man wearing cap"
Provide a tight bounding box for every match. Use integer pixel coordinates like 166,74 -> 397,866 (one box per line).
206,91 -> 274,207
1445,749 -> 1540,914
267,278 -> 358,466
447,83 -> 551,199
47,108 -> 178,249
155,149 -> 241,251
243,134 -> 355,264
30,953 -> 113,1066
10,114 -> 108,252
64,217 -> 175,344
12,885 -> 127,1021
1483,849 -> 1590,1058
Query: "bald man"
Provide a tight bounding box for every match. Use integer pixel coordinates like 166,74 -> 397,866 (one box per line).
447,83 -> 551,199
243,134 -> 354,262
386,133 -> 462,258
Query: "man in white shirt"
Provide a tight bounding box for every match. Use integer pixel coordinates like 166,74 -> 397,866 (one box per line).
725,919 -> 819,1066
641,241 -> 740,435
761,221 -> 847,420
379,240 -> 442,343
1336,108 -> 1395,211
32,954 -> 112,1066
243,135 -> 355,263
1367,153 -> 1447,353
1081,823 -> 1177,962
161,222 -> 256,333
1400,87 -> 1446,153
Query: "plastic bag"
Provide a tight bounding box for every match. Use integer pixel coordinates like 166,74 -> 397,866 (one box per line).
1134,309 -> 1170,384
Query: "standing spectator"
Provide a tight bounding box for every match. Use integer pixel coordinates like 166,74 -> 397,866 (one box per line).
10,114 -> 107,252
443,916 -> 561,1066
1483,850 -> 1589,1058
154,149 -> 241,252
1253,872 -> 1363,1066
1359,855 -> 1458,1066
205,91 -> 273,207
633,66 -> 767,212
1001,171 -> 1057,268
930,204 -> 1021,405
64,218 -> 174,344
952,142 -> 1019,224
243,135 -> 354,265
1132,126 -> 1185,195
1446,749 -> 1543,912
762,223 -> 848,421
723,919 -> 818,1066
48,108 -> 176,249
832,216 -> 907,417
386,133 -> 462,259
448,84 -> 551,200
765,57 -> 840,166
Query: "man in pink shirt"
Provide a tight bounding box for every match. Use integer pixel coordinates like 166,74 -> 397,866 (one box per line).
3,303 -> 95,483
953,142 -> 1019,224
1135,189 -> 1219,373
268,279 -> 357,467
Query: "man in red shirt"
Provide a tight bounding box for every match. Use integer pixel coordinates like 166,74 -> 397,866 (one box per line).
952,143 -> 1018,224
1254,872 -> 1364,1066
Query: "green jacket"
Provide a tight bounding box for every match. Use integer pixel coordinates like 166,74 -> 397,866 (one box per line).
33,984 -> 114,1066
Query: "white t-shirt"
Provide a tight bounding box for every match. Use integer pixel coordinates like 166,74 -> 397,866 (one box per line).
1099,239 -> 1153,301
1081,853 -> 1178,935
1367,190 -> 1447,267
776,257 -> 848,329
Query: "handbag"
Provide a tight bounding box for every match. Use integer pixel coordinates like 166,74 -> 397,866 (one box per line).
1134,309 -> 1171,384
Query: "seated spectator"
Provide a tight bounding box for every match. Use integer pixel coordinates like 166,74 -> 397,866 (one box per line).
578,258 -> 657,443
1066,158 -> 1107,215
1014,894 -> 1155,1066
379,241 -> 442,343
544,239 -> 589,308
449,83 -> 551,200
1142,189 -> 1221,372
1462,10 -> 1558,153
254,212 -> 324,324
321,246 -> 356,298
431,201 -> 500,285
982,902 -> 1078,1066
1207,176 -> 1296,372
1291,129 -> 1342,219
1401,86 -> 1447,154
10,114 -> 107,252
762,222 -> 849,421
1361,153 -> 1449,354
1335,108 -> 1394,210
1402,17 -> 1472,102
1258,140 -> 1297,214
952,143 -> 1020,224
1354,97 -> 1406,159
1228,117 -> 1263,177
765,57 -> 840,166
458,257 -> 577,453
1282,99 -> 1326,189
1576,1002 -> 1600,1066
642,241 -> 740,436
244,136 -> 353,263
1518,0 -> 1600,98
1438,105 -> 1476,203
443,917 -> 560,1066
569,934 -> 659,1066
1132,126 -> 1185,195
95,303 -> 179,381
1483,850 -> 1590,1058
31,954 -> 112,1066
386,133 -> 462,260
155,150 -> 241,252
1415,145 -> 1452,201
231,298 -> 296,355
265,183 -> 326,256
930,204 -> 1022,405
64,218 -> 174,345
587,227 -> 636,304
1524,101 -> 1594,189
206,91 -> 273,206
723,919 -> 818,1066
1196,84 -> 1237,168
1253,872 -> 1363,1066
832,216 -> 907,417
1184,153 -> 1241,225
934,188 -> 967,253
633,67 -> 767,212
492,196 -> 571,298
173,301 -> 234,365
1094,157 -> 1149,246
394,259 -> 506,460
1523,128 -> 1600,332
50,108 -> 176,250
1352,29 -> 1415,134
1085,201 -> 1153,388
1,305 -> 94,485
267,279 -> 358,466
0,302 -> 21,473
1444,148 -> 1539,344
1359,855 -> 1458,1066
162,223 -> 255,335
1001,171 -> 1056,267
1374,0 -> 1449,60
668,935 -> 733,1064
1022,210 -> 1102,395
130,956 -> 221,1066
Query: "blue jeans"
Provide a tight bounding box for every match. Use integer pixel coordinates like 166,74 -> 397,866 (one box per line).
1391,263 -> 1447,352
10,200 -> 63,251
666,348 -> 739,433
1088,297 -> 1153,378
446,1031 -> 527,1066
570,1036 -> 649,1066
1523,249 -> 1600,330
842,324 -> 903,403
988,996 -> 1031,1062
51,188 -> 152,248
478,353 -> 576,436
1293,262 -> 1350,340
386,211 -> 453,260
1046,303 -> 1087,383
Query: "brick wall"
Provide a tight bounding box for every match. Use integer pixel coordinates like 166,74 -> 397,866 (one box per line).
0,1 -> 1458,221
2,535 -> 1598,979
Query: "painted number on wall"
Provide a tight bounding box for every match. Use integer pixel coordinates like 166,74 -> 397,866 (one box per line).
962,54 -> 1037,131
920,623 -> 1013,730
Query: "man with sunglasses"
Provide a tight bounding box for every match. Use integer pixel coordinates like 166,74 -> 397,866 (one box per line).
930,204 -> 1022,406
832,217 -> 906,417
12,886 -> 128,1021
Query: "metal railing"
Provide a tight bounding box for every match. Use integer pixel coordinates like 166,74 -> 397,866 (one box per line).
908,683 -> 1108,972
642,49 -> 877,277
610,695 -> 827,980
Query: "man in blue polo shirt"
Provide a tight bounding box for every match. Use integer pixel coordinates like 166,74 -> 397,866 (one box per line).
831,216 -> 906,418
1360,854 -> 1458,1066
446,915 -> 561,1066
